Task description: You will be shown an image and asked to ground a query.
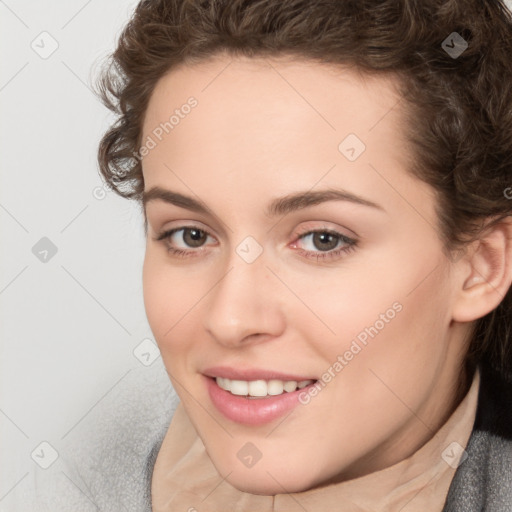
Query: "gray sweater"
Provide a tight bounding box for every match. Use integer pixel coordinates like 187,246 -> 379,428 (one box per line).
442,362 -> 512,511
26,361 -> 512,511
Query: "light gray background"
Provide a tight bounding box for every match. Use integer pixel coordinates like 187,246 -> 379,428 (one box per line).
1,1 -> 177,509
2,0 -> 512,509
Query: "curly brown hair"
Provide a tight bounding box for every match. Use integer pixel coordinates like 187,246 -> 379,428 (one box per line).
94,0 -> 512,380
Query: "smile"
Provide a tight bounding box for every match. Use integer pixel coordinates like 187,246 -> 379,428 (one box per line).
204,376 -> 319,425
216,377 -> 315,397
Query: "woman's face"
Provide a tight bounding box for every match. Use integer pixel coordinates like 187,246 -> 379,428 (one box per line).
142,54 -> 470,494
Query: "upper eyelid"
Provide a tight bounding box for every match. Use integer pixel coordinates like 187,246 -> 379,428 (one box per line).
156,216 -> 355,235
159,225 -> 356,246
162,227 -> 357,264
146,201 -> 365,239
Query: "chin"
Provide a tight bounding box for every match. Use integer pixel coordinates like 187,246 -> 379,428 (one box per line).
230,480 -> 279,495
227,476 -> 295,495
224,467 -> 320,495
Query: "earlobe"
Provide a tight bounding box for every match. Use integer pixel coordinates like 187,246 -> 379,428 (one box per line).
452,217 -> 512,323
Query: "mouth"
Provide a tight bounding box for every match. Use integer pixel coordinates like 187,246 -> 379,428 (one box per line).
214,376 -> 316,398
204,375 -> 319,425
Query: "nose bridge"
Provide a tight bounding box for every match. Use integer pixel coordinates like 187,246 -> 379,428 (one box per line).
203,243 -> 285,347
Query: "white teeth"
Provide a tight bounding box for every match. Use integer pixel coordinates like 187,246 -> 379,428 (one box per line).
267,379 -> 284,395
283,380 -> 298,392
248,380 -> 267,397
230,380 -> 249,396
217,377 -> 231,391
215,377 -> 315,397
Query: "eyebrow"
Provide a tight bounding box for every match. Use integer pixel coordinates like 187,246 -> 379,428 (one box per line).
142,186 -> 385,219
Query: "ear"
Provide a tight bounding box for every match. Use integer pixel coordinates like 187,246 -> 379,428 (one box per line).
451,216 -> 512,323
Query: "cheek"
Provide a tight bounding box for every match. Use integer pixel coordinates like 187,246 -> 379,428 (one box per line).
288,267 -> 401,361
142,251 -> 217,370
142,253 -> 167,335
331,269 -> 452,416
142,253 -> 190,351
299,252 -> 451,384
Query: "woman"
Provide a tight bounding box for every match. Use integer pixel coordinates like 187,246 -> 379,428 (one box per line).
92,0 -> 512,510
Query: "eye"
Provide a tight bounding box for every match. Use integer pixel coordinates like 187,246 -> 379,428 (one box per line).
292,229 -> 357,261
154,225 -> 357,262
155,226 -> 216,257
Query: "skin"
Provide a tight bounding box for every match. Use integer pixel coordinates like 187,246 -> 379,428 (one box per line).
141,53 -> 512,495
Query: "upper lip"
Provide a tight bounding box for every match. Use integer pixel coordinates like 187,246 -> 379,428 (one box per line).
202,366 -> 317,382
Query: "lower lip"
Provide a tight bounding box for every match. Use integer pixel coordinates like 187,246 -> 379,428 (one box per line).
204,376 -> 317,426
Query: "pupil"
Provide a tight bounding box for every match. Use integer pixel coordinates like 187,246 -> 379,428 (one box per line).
185,228 -> 206,247
314,232 -> 337,251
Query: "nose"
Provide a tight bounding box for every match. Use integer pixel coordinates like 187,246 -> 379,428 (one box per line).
202,252 -> 286,349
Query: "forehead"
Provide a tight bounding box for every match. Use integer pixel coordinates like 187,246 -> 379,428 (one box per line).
142,53 -> 405,139
141,54 -> 410,174
139,54 -> 436,229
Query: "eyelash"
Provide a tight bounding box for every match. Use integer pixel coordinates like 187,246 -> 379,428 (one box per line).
154,226 -> 357,262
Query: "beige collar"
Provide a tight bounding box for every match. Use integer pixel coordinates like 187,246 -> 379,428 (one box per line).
152,368 -> 480,512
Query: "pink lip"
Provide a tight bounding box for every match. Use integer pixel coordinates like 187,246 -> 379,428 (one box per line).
204,375 -> 318,426
202,366 -> 316,381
